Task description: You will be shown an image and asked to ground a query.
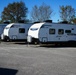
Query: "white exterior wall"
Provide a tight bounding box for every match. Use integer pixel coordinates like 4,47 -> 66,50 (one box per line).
3,23 -> 32,40
28,23 -> 44,38
3,23 -> 14,37
39,23 -> 76,42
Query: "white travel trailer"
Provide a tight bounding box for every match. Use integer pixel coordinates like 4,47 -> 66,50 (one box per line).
2,23 -> 32,41
27,22 -> 76,45
0,24 -> 7,39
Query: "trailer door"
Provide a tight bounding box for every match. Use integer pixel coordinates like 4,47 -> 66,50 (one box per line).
18,28 -> 26,39
39,27 -> 48,43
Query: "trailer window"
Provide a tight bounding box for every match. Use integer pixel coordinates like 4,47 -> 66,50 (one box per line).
58,29 -> 64,35
30,28 -> 38,31
49,29 -> 55,34
5,27 -> 9,29
19,28 -> 25,33
65,30 -> 71,33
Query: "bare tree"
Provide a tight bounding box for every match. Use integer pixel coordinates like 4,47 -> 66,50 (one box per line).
59,5 -> 75,23
31,5 -> 39,22
31,3 -> 53,22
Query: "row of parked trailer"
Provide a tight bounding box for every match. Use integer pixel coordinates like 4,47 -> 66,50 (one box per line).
1,23 -> 32,41
0,21 -> 76,45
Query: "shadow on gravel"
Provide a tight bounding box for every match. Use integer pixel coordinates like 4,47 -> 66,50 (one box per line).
14,42 -> 27,45
14,42 -> 76,48
0,68 -> 18,75
40,44 -> 76,48
5,41 -> 76,48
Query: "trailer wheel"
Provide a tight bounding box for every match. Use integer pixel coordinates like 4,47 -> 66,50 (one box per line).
6,38 -> 10,42
4,36 -> 10,42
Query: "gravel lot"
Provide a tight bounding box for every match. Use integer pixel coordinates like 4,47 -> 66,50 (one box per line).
0,42 -> 76,75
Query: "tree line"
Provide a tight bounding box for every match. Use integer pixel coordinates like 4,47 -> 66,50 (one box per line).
0,1 -> 76,24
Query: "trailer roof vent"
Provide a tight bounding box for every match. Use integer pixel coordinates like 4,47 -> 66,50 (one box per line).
44,20 -> 52,23
18,20 -> 25,23
61,21 -> 68,24
3,21 -> 10,24
33,21 -> 41,24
